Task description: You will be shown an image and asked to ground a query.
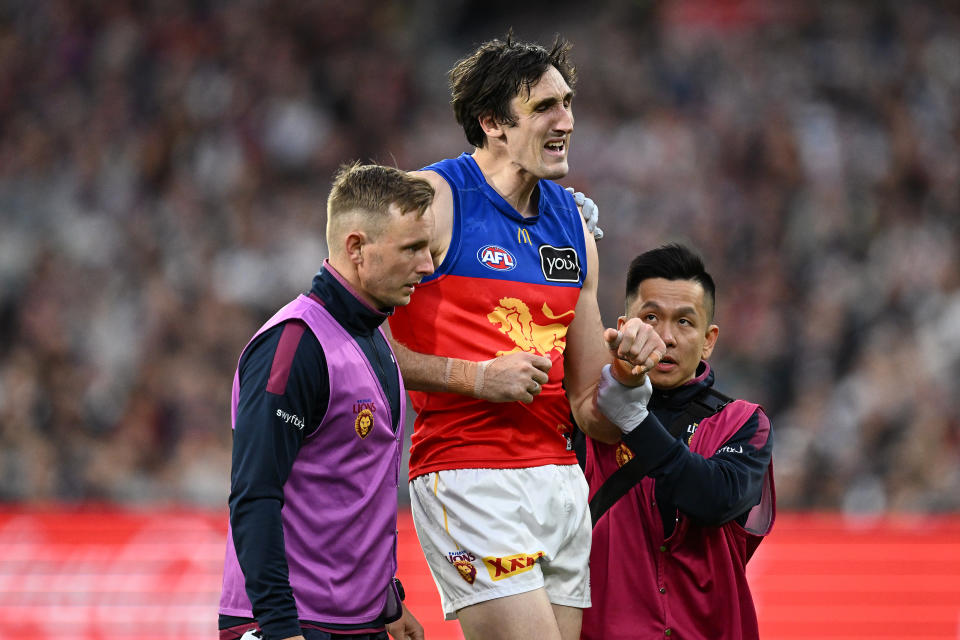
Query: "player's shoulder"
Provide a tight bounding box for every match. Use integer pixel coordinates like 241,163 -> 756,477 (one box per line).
409,169 -> 453,259
410,169 -> 452,201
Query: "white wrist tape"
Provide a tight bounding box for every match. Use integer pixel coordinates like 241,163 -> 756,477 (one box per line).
597,364 -> 653,434
474,359 -> 490,397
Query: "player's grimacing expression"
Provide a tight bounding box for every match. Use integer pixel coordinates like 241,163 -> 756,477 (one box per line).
356,203 -> 435,309
618,277 -> 719,390
502,65 -> 574,180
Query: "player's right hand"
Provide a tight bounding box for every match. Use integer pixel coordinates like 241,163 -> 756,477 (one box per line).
480,352 -> 552,404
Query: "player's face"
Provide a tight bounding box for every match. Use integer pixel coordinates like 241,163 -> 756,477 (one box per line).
619,278 -> 719,390
357,204 -> 435,309
503,65 -> 574,180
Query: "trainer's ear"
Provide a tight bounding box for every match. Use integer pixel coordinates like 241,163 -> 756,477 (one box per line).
345,231 -> 366,265
701,324 -> 719,359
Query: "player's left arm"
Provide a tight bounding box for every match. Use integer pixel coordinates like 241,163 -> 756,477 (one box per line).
564,215 -> 656,444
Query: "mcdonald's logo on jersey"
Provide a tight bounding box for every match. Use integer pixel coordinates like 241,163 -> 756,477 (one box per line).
517,227 -> 532,245
477,245 -> 517,271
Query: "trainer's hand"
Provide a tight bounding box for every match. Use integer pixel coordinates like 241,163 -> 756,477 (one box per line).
479,352 -> 552,404
566,186 -> 604,240
386,603 -> 425,640
603,318 -> 665,385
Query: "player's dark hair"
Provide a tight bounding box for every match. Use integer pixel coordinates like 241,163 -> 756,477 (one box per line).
449,32 -> 577,148
625,243 -> 717,322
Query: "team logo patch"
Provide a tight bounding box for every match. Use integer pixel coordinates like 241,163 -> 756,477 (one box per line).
483,551 -> 545,581
354,409 -> 374,438
685,422 -> 699,445
615,443 -> 634,467
447,549 -> 478,584
487,298 -> 574,356
454,560 -> 477,584
477,245 -> 517,271
538,245 -> 580,282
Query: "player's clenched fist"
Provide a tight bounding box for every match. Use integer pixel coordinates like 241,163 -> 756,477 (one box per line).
442,351 -> 551,403
480,351 -> 552,404
603,317 -> 665,385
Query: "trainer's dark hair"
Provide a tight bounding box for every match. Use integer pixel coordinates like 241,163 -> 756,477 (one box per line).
449,32 -> 577,148
625,244 -> 717,322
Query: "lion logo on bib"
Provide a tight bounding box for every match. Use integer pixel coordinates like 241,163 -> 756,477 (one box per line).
355,409 -> 374,438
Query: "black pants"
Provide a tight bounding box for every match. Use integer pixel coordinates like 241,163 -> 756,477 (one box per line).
220,621 -> 388,640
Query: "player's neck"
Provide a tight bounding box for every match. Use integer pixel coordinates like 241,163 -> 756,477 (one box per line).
472,149 -> 539,218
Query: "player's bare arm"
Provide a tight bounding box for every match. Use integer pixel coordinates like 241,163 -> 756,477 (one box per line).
562,215 -> 664,444
387,170 -> 552,404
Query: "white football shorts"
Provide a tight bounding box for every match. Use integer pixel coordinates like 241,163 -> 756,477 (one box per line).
408,464 -> 592,620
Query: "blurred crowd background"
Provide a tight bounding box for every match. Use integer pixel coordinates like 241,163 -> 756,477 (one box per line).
0,0 -> 957,514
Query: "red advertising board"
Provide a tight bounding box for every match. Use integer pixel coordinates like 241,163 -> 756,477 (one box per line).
1,507 -> 958,639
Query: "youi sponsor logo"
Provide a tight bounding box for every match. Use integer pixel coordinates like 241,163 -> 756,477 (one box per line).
538,245 -> 580,282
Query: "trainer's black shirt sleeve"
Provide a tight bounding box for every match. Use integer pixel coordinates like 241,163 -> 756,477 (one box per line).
620,367 -> 772,537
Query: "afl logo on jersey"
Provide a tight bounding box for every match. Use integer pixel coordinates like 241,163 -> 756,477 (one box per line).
477,245 -> 517,271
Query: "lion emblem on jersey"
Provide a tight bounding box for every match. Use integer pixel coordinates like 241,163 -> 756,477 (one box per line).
616,443 -> 634,467
487,298 -> 574,356
355,409 -> 374,438
454,559 -> 477,584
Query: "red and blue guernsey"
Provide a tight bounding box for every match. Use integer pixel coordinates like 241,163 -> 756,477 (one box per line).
389,153 -> 587,479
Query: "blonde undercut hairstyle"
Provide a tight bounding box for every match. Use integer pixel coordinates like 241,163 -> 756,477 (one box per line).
326,162 -> 434,250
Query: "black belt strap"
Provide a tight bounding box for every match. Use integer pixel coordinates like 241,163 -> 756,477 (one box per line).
589,387 -> 732,527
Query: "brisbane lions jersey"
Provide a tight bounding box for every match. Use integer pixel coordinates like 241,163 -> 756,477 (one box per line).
389,153 -> 587,479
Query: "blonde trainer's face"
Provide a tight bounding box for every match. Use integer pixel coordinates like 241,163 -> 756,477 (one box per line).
357,204 -> 435,309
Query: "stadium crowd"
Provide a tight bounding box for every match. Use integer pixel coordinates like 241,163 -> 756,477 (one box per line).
0,0 -> 958,513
